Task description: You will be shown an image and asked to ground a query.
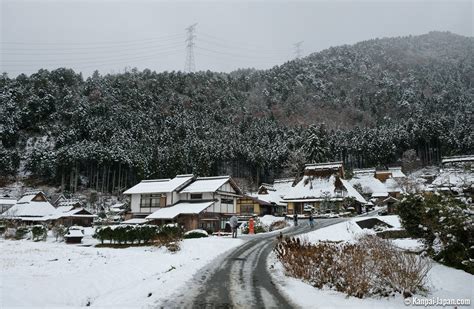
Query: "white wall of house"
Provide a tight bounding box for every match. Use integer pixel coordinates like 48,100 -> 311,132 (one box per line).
130,194 -> 141,213
131,192 -> 172,215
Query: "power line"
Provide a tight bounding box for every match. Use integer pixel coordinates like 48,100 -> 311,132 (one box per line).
1,38 -> 184,53
195,46 -> 287,61
199,32 -> 291,52
1,43 -> 184,58
195,51 -> 284,64
184,23 -> 197,73
1,33 -> 184,46
1,48 -> 183,67
196,38 -> 290,56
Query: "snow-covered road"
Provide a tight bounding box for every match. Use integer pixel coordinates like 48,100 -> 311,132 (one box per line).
158,218 -> 346,308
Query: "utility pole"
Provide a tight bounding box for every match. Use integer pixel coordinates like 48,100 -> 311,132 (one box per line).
294,41 -> 304,59
184,23 -> 197,72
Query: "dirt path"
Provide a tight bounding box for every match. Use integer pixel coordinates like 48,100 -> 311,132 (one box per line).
158,218 -> 345,309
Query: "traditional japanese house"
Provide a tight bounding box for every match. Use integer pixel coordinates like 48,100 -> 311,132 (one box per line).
124,175 -> 242,232
237,195 -> 273,216
1,192 -> 57,224
283,162 -> 367,214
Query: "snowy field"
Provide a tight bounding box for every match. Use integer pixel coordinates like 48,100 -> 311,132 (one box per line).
269,216 -> 474,308
0,236 -> 243,308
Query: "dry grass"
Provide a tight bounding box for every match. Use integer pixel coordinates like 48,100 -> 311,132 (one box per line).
274,235 -> 431,298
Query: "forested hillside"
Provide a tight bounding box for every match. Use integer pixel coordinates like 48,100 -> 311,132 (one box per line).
0,31 -> 472,192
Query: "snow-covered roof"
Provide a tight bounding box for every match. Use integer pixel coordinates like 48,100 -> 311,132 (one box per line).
242,195 -> 272,206
252,190 -> 284,206
17,194 -> 39,204
272,178 -> 295,195
65,229 -> 84,238
305,162 -> 343,170
340,179 -> 368,204
283,175 -> 367,204
44,207 -> 96,220
384,178 -> 403,193
124,175 -> 194,194
146,201 -> 214,219
120,218 -> 149,225
432,169 -> 474,188
349,174 -> 388,198
180,176 -> 234,193
55,206 -> 75,213
57,200 -> 83,207
252,179 -> 294,206
2,193 -> 56,218
442,155 -> 474,164
353,168 -> 376,176
388,167 -> 406,178
0,199 -> 16,205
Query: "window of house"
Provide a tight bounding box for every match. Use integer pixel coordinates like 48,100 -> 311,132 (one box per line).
221,198 -> 234,204
240,204 -> 254,214
140,194 -> 166,208
190,193 -> 202,200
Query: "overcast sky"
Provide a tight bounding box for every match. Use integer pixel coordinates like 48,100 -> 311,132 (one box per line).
0,0 -> 472,77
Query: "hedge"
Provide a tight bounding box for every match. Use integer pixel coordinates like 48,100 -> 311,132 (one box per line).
93,224 -> 182,245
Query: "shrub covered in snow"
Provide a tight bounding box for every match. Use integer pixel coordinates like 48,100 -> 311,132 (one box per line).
269,220 -> 288,231
154,225 -> 183,250
94,224 -> 184,248
94,225 -> 159,245
184,229 -> 209,239
14,226 -> 29,240
398,194 -> 474,274
274,235 -> 431,298
52,225 -> 67,241
31,225 -> 47,241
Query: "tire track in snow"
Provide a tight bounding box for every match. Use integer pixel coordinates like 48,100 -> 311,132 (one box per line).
158,218 -> 346,308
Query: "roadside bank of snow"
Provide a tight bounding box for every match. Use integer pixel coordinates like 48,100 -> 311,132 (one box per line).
269,215 -> 473,308
269,252 -> 406,308
304,215 -> 403,243
0,237 -> 244,308
260,215 -> 286,227
269,252 -> 473,309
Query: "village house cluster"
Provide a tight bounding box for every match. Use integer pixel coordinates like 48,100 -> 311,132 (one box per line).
0,155 -> 472,233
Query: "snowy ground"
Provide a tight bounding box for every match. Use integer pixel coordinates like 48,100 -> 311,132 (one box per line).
269,216 -> 474,308
303,215 -> 404,244
0,236 -> 243,308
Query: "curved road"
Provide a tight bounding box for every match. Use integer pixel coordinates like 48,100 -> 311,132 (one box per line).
158,218 -> 345,309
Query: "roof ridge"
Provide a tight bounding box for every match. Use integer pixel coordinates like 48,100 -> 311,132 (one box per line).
305,161 -> 343,167
195,175 -> 230,180
141,179 -> 171,183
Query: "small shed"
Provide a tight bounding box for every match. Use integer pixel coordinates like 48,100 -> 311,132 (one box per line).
64,226 -> 84,244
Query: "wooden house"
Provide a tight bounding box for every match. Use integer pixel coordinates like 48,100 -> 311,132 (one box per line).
236,195 -> 273,216
249,178 -> 294,215
48,206 -> 96,227
283,163 -> 366,214
0,197 -> 17,214
1,192 -> 57,224
124,175 -> 243,232
441,155 -> 474,169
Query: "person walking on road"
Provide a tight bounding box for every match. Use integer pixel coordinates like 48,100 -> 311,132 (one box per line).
309,212 -> 314,228
293,213 -> 298,226
230,215 -> 239,238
